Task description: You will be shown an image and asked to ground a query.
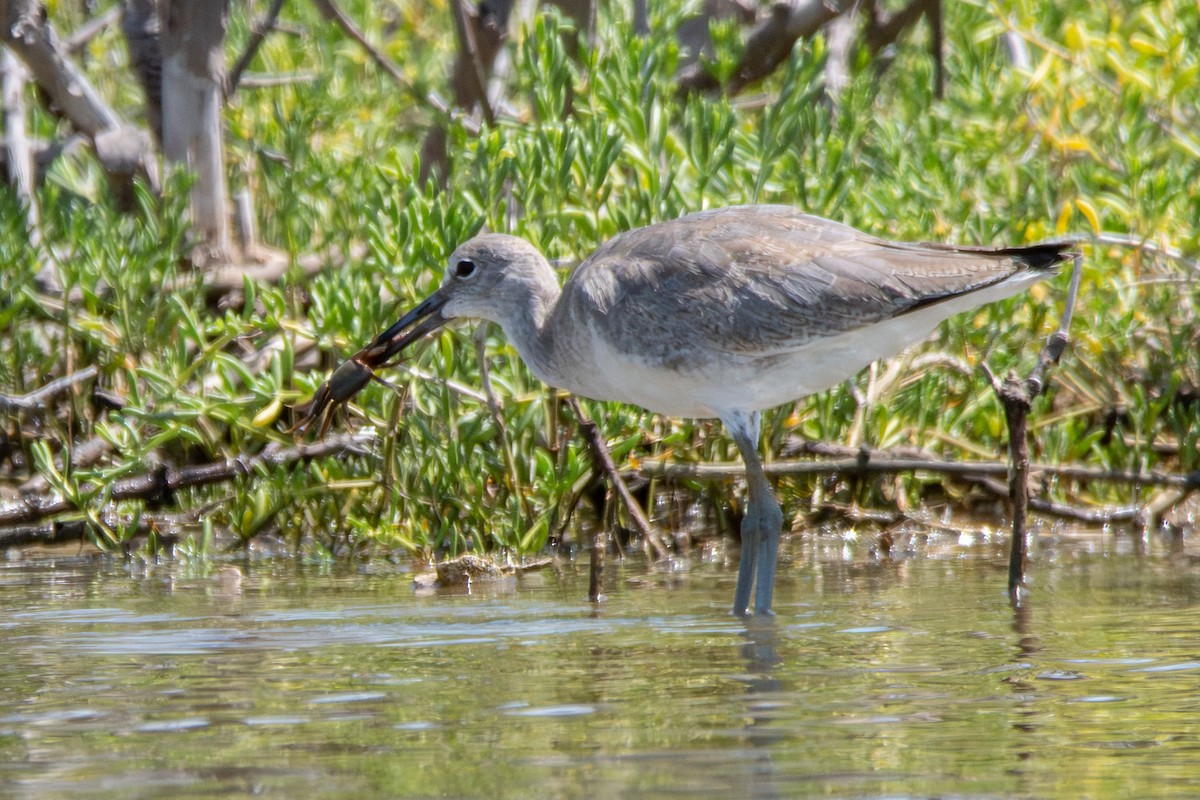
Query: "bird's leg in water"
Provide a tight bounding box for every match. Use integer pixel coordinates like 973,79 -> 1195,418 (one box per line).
722,410 -> 783,616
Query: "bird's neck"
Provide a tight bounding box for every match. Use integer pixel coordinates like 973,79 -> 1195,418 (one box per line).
494,271 -> 566,387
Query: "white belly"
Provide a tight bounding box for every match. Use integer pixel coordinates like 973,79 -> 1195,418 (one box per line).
549,273 -> 1040,418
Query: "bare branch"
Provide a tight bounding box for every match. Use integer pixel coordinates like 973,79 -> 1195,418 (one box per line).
235,70 -> 316,88
639,446 -> 1199,491
632,0 -> 648,36
678,0 -> 853,95
864,0 -> 936,55
227,0 -> 287,96
1094,231 -> 1200,275
311,0 -> 468,128
862,0 -> 943,98
822,4 -> 856,102
0,0 -> 158,207
449,0 -> 497,125
65,5 -> 121,52
2,0 -> 120,133
0,432 -> 376,529
161,0 -> 233,259
2,46 -> 40,243
564,396 -> 671,561
0,366 -> 98,412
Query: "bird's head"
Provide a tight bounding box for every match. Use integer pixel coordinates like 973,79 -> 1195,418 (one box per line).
359,233 -> 558,367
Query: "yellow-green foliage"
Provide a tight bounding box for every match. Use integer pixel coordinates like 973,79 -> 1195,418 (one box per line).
1,0 -> 1195,555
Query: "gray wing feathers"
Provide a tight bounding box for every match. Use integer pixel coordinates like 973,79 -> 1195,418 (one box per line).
572,206 -> 1044,357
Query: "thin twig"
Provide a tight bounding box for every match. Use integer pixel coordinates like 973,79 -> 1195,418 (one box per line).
0,432 -> 375,528
564,396 -> 670,562
228,0 -> 288,96
310,0 -> 477,133
474,324 -> 533,519
2,46 -> 41,245
235,71 -> 317,89
449,0 -> 496,125
65,5 -> 121,53
928,0 -> 943,98
633,0 -> 649,36
678,0 -> 853,95
1094,231 -> 1200,275
639,449 -> 1199,490
0,366 -> 98,411
967,474 -> 1143,525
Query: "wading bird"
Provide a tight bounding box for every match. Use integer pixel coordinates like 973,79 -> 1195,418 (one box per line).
294,205 -> 1070,615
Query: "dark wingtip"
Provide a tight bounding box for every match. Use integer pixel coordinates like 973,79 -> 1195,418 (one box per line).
999,241 -> 1079,270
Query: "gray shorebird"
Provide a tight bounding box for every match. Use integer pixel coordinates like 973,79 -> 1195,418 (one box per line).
295,205 -> 1071,615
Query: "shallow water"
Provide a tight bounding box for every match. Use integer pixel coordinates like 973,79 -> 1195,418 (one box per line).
2,533 -> 1199,799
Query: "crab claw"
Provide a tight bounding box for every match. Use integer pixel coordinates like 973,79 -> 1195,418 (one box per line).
288,356 -> 377,437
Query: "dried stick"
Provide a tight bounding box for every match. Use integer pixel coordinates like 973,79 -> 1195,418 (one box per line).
236,71 -> 316,88
966,474 -> 1142,526
0,432 -> 374,529
2,46 -> 40,244
864,0 -> 943,97
0,366 -> 98,411
632,0 -> 649,36
927,0 -> 943,98
639,445 -> 1198,491
228,0 -> 288,96
474,324 -> 534,520
449,0 -> 496,125
1094,231 -> 1200,275
563,396 -> 670,568
678,0 -> 852,95
65,5 -> 121,53
986,253 -> 1083,604
311,0 -> 475,131
3,0 -> 156,201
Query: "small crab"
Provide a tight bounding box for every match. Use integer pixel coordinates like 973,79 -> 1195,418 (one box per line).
287,354 -> 379,437
289,289 -> 450,437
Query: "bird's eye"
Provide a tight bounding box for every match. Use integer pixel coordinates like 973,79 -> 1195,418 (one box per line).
454,259 -> 477,279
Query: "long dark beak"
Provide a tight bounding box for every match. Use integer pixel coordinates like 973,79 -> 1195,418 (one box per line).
360,288 -> 451,367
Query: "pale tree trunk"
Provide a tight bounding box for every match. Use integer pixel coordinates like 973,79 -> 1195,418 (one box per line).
0,0 -> 119,133
122,0 -> 162,145
0,0 -> 156,208
2,46 -> 39,243
161,0 -> 231,264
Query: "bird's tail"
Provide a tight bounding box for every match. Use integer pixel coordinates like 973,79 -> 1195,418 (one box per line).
994,242 -> 1078,271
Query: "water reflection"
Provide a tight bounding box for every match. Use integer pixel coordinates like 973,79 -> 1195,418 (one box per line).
2,538 -> 1199,798
1004,598 -> 1043,792
737,618 -> 785,800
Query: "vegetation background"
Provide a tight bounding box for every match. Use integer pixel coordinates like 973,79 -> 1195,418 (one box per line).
1,0 -> 1196,565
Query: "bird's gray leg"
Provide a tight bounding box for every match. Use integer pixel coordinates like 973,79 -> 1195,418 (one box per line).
720,410 -> 784,616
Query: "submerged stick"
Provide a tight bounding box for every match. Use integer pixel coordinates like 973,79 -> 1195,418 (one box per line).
989,252 -> 1083,605
589,521 -> 606,604
564,397 -> 670,575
